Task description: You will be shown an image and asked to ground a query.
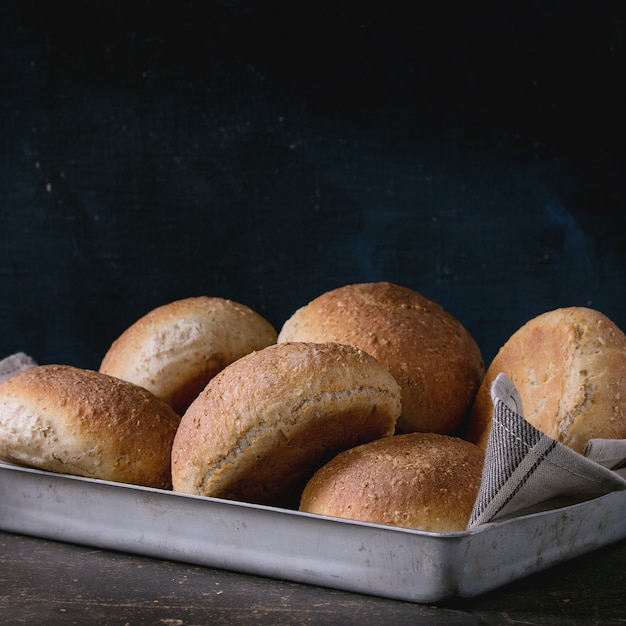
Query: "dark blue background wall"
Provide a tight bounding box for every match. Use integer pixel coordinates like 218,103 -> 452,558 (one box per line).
2,1 -> 625,370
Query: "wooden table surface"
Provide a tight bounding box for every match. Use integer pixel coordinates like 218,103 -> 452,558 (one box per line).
1,530 -> 625,625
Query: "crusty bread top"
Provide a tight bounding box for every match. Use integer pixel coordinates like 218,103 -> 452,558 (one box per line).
299,432 -> 484,532
278,282 -> 484,435
0,364 -> 180,488
100,296 -> 278,414
466,307 -> 626,453
171,341 -> 402,507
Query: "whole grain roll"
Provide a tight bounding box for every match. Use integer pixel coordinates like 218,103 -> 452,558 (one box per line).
171,341 -> 402,507
100,296 -> 278,415
0,364 -> 180,488
299,432 -> 484,532
466,306 -> 626,454
278,282 -> 484,435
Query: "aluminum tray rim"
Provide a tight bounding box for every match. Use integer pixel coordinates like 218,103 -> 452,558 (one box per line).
1,460 -> 625,603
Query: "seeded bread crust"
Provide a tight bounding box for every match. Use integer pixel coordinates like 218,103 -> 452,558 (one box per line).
100,296 -> 278,415
171,341 -> 402,507
0,364 -> 180,488
466,306 -> 626,453
278,282 -> 484,435
299,432 -> 484,532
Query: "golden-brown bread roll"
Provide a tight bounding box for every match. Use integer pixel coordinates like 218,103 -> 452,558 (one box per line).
171,341 -> 402,507
100,296 -> 278,415
0,364 -> 180,488
277,282 -> 485,435
466,306 -> 626,453
299,432 -> 484,532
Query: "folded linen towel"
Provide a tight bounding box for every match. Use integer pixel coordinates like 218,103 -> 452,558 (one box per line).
469,373 -> 626,527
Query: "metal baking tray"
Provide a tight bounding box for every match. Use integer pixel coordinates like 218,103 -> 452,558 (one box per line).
1,460 -> 625,603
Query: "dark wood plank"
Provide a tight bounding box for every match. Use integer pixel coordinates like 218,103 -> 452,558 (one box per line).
2,531 -> 625,624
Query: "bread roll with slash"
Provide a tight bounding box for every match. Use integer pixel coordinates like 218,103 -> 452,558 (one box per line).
278,282 -> 485,435
171,341 -> 402,507
466,306 -> 626,454
100,296 -> 278,415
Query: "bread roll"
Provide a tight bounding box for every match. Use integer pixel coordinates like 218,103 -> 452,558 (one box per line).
100,296 -> 278,415
171,341 -> 402,507
299,432 -> 484,532
0,364 -> 180,488
466,307 -> 626,453
278,282 -> 484,435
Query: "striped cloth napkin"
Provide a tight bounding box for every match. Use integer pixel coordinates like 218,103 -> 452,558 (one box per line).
469,373 -> 626,528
